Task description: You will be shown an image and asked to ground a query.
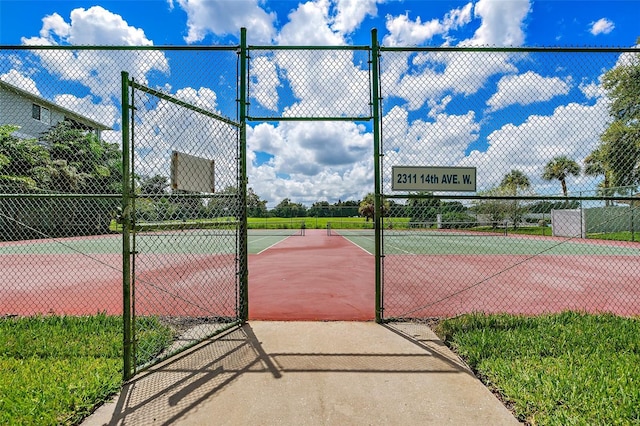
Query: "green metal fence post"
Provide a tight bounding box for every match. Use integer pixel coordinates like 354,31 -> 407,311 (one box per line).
239,28 -> 249,322
120,71 -> 133,380
371,29 -> 383,323
631,207 -> 635,242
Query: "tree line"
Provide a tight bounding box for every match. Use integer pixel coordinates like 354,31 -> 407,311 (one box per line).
0,121 -> 122,240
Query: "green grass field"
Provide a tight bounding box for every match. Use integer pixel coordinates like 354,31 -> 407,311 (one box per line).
587,230 -> 640,242
434,312 -> 640,425
0,314 -> 172,426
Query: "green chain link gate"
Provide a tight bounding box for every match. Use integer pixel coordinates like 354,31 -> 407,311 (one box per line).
121,70 -> 246,378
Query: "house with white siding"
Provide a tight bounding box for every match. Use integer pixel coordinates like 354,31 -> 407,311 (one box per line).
0,79 -> 111,139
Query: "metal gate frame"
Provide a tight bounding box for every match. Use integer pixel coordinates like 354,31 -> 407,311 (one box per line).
121,71 -> 247,379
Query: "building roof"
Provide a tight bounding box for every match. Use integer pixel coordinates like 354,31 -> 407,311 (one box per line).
0,79 -> 112,131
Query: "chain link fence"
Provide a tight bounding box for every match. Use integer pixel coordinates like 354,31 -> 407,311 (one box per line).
1,40 -> 639,370
0,46 -> 244,376
1,64 -> 123,316
379,48 -> 640,320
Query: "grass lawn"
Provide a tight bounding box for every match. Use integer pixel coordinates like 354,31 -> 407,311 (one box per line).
434,311 -> 640,425
587,230 -> 640,242
0,314 -> 173,426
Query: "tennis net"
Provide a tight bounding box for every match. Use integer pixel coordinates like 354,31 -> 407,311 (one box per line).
327,220 -> 508,237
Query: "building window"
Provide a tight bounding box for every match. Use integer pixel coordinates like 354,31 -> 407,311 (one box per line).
32,104 -> 50,124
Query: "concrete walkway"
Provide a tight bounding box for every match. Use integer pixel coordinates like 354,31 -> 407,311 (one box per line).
82,322 -> 519,425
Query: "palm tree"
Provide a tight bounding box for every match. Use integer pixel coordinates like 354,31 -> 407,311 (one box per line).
500,169 -> 531,195
584,147 -> 612,206
500,170 -> 531,229
542,156 -> 582,198
358,194 -> 375,222
358,192 -> 389,222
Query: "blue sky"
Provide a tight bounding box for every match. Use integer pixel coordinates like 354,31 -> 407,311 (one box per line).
1,1 -> 638,47
1,0 -> 639,207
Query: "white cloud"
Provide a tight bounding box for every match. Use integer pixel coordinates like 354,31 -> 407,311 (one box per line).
239,2 -> 376,117
382,3 -> 472,46
487,71 -> 571,112
382,50 -> 517,110
461,96 -> 609,193
270,0 -> 528,125
277,0 -> 345,46
174,0 -> 378,47
54,93 -> 118,127
579,80 -> 605,100
175,0 -> 276,44
465,0 -> 530,46
22,6 -> 153,45
248,42 -> 371,115
611,44 -> 640,71
27,49 -> 169,103
173,86 -> 219,111
0,70 -> 41,96
590,18 -> 615,36
383,14 -> 446,47
278,49 -> 371,117
38,13 -> 71,42
382,106 -> 481,191
249,55 -> 281,111
249,121 -> 371,173
20,7 -> 169,103
379,0 -> 528,112
332,0 -> 378,34
130,87 -> 238,188
247,121 -> 374,206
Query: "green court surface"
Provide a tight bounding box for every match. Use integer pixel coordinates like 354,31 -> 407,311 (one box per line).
0,232 -> 295,255
336,231 -> 640,256
2,230 -> 639,257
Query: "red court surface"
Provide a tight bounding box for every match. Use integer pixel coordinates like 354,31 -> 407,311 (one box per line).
2,231 -> 638,320
0,254 -> 122,316
248,229 -> 375,321
382,254 -> 640,318
0,252 -> 238,317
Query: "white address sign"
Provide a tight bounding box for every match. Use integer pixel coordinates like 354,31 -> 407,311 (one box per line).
392,166 -> 477,192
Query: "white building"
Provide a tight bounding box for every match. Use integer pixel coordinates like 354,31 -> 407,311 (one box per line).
0,79 -> 111,139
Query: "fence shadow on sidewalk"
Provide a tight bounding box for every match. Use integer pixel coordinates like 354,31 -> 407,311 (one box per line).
88,321 -> 484,425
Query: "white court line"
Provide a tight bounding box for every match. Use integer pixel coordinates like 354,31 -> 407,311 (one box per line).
377,236 -> 415,255
342,235 -> 374,255
252,235 -> 292,255
340,234 -> 415,255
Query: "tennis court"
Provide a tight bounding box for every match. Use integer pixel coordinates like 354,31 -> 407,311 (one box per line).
331,227 -> 640,256
2,226 -> 639,319
330,228 -> 640,318
0,229 -> 300,316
